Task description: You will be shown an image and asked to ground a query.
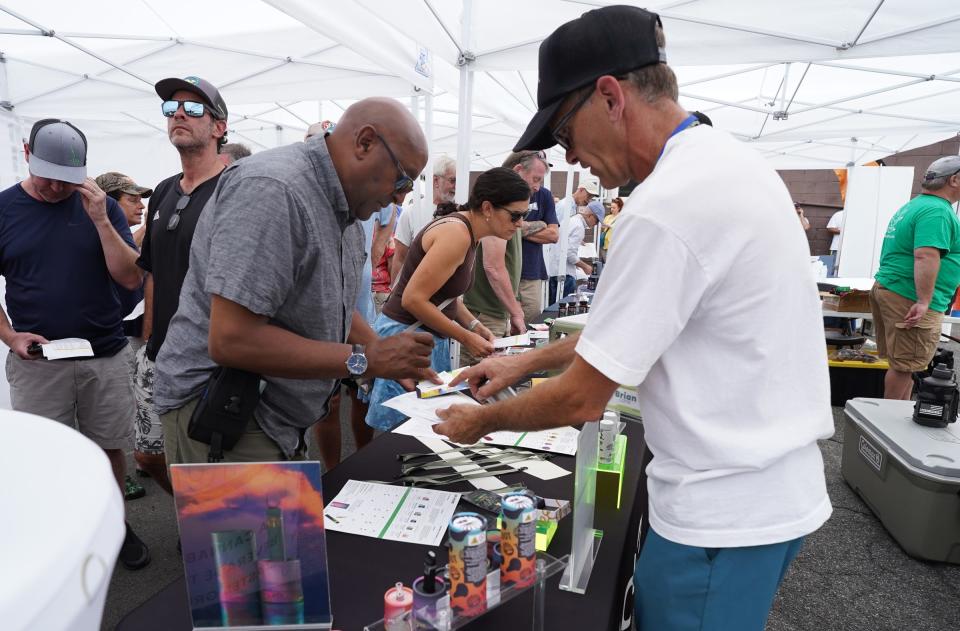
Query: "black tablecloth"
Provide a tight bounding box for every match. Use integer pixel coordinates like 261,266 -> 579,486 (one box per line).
117,423 -> 648,631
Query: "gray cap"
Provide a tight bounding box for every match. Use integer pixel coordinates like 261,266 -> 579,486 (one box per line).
27,119 -> 87,184
923,156 -> 960,182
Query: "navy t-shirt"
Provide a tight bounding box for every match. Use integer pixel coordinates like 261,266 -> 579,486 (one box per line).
0,184 -> 136,356
520,186 -> 558,280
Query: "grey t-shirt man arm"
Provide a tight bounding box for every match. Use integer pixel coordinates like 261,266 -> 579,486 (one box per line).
154,139 -> 365,458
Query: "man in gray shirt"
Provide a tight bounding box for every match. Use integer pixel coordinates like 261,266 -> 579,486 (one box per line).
154,98 -> 435,463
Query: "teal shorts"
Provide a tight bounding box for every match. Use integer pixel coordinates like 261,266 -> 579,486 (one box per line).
634,528 -> 803,631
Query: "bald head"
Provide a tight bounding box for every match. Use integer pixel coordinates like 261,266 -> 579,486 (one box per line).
326,98 -> 428,220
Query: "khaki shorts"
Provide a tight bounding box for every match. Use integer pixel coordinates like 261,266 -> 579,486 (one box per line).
6,345 -> 135,450
870,283 -> 943,372
161,397 -> 301,465
518,279 -> 544,325
459,311 -> 510,367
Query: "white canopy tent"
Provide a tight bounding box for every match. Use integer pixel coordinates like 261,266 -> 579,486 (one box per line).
1,0 -> 960,195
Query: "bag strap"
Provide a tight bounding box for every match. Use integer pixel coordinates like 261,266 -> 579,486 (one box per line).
403,297 -> 456,333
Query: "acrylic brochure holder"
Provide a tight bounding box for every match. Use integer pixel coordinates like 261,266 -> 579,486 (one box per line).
362,552 -> 567,631
558,420 -> 602,594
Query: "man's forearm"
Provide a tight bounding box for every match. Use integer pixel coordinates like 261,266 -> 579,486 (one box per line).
515,332 -> 579,374
347,310 -> 378,345
914,252 -> 941,305
209,296 -> 352,379
97,222 -> 143,290
485,264 -> 524,319
524,224 -> 559,244
0,304 -> 17,347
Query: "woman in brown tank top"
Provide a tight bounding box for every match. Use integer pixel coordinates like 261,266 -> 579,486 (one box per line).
366,167 -> 532,430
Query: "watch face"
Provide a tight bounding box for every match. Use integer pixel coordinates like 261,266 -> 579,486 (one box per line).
347,353 -> 368,375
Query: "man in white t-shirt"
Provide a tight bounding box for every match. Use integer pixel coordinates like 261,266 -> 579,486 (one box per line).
434,7 -> 833,630
391,155 -> 456,279
547,179 -> 598,302
827,210 -> 843,266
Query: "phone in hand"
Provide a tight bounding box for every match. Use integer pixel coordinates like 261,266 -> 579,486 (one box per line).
27,342 -> 42,356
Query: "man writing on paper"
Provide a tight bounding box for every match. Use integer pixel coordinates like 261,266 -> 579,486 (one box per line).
154,98 -> 438,464
434,7 -> 833,630
871,156 -> 960,400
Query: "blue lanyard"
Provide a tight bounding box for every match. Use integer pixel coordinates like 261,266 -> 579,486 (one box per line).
657,114 -> 699,161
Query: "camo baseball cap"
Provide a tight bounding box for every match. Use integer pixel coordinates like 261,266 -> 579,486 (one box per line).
95,172 -> 153,198
154,75 -> 228,120
27,119 -> 87,184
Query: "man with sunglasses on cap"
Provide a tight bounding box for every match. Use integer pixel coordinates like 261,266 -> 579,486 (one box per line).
871,155 -> 960,400
153,97 -> 437,465
0,119 -> 150,570
434,6 -> 832,630
131,76 -> 229,493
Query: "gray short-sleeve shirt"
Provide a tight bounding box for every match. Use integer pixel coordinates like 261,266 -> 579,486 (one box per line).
154,137 -> 364,457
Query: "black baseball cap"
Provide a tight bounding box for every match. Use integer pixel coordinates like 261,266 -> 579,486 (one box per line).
514,5 -> 665,152
154,76 -> 228,120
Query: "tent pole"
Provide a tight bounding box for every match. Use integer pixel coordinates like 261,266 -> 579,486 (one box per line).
0,53 -> 24,188
424,92 -> 435,210
411,93 -> 424,216
454,0 -> 474,205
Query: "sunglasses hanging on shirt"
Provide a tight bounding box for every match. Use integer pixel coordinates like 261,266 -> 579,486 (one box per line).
167,194 -> 191,231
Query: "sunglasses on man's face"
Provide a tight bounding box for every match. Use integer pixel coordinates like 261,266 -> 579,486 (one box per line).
495,205 -> 530,223
375,132 -> 415,195
167,194 -> 191,231
162,100 -> 207,118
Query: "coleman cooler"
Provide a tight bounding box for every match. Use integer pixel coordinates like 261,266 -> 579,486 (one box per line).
842,398 -> 960,564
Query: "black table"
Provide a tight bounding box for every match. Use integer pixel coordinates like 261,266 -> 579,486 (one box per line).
117,423 -> 648,631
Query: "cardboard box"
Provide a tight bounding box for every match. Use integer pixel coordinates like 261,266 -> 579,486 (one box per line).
821,289 -> 871,313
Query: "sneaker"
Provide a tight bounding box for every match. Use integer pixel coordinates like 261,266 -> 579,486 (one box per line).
120,522 -> 151,571
123,475 -> 146,501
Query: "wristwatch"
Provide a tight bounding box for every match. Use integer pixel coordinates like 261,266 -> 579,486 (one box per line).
345,344 -> 368,377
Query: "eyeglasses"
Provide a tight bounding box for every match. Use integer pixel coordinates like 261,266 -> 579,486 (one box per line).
495,205 -> 529,223
162,100 -> 207,118
167,194 -> 191,231
375,132 -> 415,195
550,86 -> 596,152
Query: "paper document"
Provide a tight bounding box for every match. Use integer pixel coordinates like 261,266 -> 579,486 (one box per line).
41,338 -> 94,360
324,480 -> 460,546
123,300 -> 145,321
416,367 -> 472,398
383,390 -> 478,422
480,425 -> 580,456
493,333 -> 531,349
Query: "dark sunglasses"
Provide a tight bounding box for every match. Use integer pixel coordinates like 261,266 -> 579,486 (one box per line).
495,205 -> 529,223
375,132 -> 415,195
550,86 -> 596,152
161,100 -> 207,118
167,194 -> 191,231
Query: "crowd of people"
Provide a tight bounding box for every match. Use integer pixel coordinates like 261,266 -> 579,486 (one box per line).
10,4 -> 960,629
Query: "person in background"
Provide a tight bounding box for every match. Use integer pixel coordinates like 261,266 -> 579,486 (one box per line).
547,178 -> 598,302
504,151 -> 559,323
372,234 -> 396,313
135,75 -> 229,494
366,167 -> 531,430
599,196 -> 623,261
1,119 -> 148,569
564,200 -> 605,296
436,7 -> 833,629
97,172 -> 153,248
872,156 -> 960,400
393,155 -> 457,279
795,203 -> 811,231
96,171 -> 154,500
827,209 -> 843,259
219,142 -> 252,166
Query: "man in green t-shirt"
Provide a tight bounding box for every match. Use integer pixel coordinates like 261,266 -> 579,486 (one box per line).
460,229 -> 525,366
871,156 -> 960,399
